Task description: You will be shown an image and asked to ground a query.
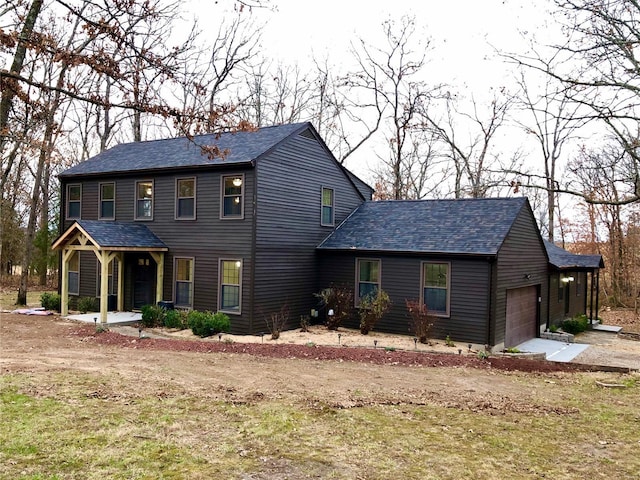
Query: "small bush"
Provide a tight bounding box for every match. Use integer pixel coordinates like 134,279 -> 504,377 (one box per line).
358,289 -> 391,335
40,292 -> 61,312
300,315 -> 310,332
78,296 -> 98,313
141,304 -> 164,328
314,285 -> 354,330
188,310 -> 231,337
164,309 -> 188,329
265,304 -> 289,340
561,314 -> 589,334
406,299 -> 434,344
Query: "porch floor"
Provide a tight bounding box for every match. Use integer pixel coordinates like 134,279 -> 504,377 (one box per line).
66,311 -> 142,325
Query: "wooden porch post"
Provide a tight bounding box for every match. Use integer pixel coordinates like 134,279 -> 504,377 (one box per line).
99,251 -> 109,323
60,249 -> 73,316
150,252 -> 165,304
117,253 -> 124,311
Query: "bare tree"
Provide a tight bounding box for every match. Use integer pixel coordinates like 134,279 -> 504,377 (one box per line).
508,0 -> 640,205
512,67 -> 587,240
422,88 -> 519,198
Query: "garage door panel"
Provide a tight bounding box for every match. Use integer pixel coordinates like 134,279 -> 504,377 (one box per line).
505,286 -> 537,347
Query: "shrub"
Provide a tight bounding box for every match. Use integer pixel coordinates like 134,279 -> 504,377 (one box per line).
265,304 -> 289,340
164,309 -> 188,329
188,310 -> 230,337
358,289 -> 391,335
314,285 -> 354,330
141,304 -> 164,328
78,296 -> 98,313
406,299 -> 434,344
40,292 -> 61,312
561,314 -> 589,334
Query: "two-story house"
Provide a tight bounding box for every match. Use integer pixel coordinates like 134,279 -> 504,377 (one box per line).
53,123 -> 370,333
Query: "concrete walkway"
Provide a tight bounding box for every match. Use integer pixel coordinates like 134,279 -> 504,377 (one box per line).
516,338 -> 591,362
65,311 -> 142,325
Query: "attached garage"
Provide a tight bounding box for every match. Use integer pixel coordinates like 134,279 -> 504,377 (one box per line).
505,286 -> 539,347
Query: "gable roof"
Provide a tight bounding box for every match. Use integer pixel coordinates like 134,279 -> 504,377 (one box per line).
59,123 -> 310,178
318,197 -> 530,255
52,220 -> 168,251
543,239 -> 604,269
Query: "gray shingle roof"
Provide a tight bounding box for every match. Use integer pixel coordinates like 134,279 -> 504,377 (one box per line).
543,240 -> 604,269
59,123 -> 309,177
318,197 -> 529,255
76,220 -> 167,249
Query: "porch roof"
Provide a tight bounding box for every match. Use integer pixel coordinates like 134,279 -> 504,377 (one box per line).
543,240 -> 604,270
52,220 -> 168,251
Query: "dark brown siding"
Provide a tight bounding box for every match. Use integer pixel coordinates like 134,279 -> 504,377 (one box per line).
548,270 -> 588,327
493,203 -> 548,346
253,131 -> 365,332
317,251 -> 492,344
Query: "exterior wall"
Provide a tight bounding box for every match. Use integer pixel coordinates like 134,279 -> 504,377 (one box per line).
60,166 -> 256,333
317,251 -> 493,344
253,130 -> 365,332
547,270 -> 589,327
493,204 -> 548,346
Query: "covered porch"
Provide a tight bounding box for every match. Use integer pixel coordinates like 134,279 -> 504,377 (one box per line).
52,220 -> 168,323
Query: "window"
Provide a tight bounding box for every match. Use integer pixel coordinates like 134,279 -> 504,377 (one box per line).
174,257 -> 194,308
422,262 -> 449,316
67,184 -> 81,219
558,274 -> 565,302
221,175 -> 243,219
135,180 -> 153,220
321,187 -> 334,226
99,183 -> 115,220
68,252 -> 79,296
176,178 -> 196,219
356,259 -> 380,305
219,259 -> 241,313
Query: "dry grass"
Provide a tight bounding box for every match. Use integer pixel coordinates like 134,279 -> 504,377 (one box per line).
1,369 -> 639,479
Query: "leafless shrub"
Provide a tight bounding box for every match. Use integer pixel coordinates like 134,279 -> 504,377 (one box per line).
406,299 -> 434,344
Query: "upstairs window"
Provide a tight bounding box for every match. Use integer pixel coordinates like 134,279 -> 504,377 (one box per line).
176,178 -> 196,220
219,259 -> 242,313
99,183 -> 115,220
422,262 -> 450,316
321,187 -> 334,226
174,257 -> 194,308
135,180 -> 153,220
356,259 -> 380,305
67,184 -> 81,219
221,175 -> 244,219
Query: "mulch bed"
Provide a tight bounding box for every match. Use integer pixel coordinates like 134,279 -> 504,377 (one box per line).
81,326 -> 598,374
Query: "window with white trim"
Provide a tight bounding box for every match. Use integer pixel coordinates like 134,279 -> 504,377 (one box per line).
422,262 -> 449,316
174,257 -> 194,308
96,259 -> 116,296
99,182 -> 115,220
68,252 -> 79,296
321,187 -> 334,226
135,180 -> 153,220
221,175 -> 243,219
67,184 -> 81,219
176,178 -> 196,220
356,259 -> 380,305
219,259 -> 241,313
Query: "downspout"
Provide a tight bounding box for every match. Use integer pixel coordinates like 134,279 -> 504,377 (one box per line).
249,164 -> 258,333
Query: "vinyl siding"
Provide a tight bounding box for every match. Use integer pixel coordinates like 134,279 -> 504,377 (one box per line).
317,252 -> 492,344
253,130 -> 365,331
493,204 -> 548,345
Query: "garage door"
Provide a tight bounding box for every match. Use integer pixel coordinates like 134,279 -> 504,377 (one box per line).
505,286 -> 538,347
